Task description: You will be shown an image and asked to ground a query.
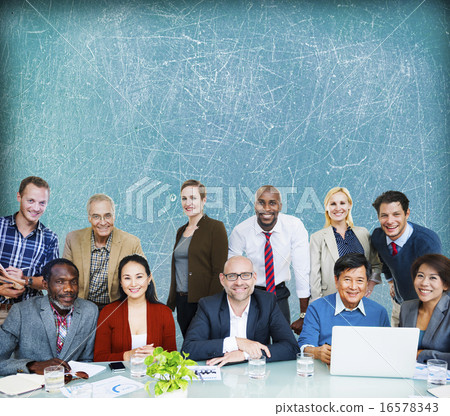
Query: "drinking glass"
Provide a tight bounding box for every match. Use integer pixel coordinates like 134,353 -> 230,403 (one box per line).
130,353 -> 147,377
248,356 -> 266,379
44,365 -> 64,393
297,353 -> 314,377
427,359 -> 447,387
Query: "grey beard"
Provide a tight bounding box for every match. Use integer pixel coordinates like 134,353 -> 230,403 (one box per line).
50,297 -> 75,311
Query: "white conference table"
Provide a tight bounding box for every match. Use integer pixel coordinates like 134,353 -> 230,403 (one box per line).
1,359 -> 433,398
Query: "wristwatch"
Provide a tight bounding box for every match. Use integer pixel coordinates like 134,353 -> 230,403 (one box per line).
299,312 -> 306,319
26,277 -> 33,288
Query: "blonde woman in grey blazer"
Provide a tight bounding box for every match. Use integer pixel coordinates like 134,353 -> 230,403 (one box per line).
309,187 -> 382,301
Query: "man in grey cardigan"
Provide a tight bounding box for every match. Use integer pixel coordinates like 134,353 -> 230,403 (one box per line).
0,258 -> 98,376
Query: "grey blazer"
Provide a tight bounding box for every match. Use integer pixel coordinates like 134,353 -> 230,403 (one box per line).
309,226 -> 382,301
0,295 -> 98,376
399,293 -> 450,365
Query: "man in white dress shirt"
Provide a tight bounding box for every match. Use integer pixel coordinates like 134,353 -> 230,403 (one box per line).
228,185 -> 310,334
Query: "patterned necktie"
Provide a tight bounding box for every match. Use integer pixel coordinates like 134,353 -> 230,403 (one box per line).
56,316 -> 68,354
391,242 -> 398,256
264,232 -> 276,294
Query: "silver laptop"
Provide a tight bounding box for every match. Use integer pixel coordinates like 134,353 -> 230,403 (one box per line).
330,326 -> 420,378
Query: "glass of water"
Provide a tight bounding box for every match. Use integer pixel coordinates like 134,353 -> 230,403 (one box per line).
130,353 -> 147,377
297,353 -> 314,377
248,356 -> 266,379
427,359 -> 447,387
44,365 -> 65,393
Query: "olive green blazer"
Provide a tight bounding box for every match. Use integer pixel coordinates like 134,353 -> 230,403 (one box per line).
167,215 -> 228,310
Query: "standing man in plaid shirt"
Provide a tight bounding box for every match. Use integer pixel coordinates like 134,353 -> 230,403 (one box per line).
0,176 -> 59,325
63,193 -> 145,310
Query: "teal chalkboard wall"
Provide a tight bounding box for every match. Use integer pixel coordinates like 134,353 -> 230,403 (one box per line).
1,0 -> 448,344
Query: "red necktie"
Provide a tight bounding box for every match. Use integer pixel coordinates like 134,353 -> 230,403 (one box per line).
264,233 -> 276,294
391,242 -> 398,256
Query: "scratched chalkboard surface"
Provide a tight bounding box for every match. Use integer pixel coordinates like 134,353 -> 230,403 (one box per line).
0,0 -> 448,343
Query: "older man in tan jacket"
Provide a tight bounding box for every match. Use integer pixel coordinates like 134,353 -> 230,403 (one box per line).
63,194 -> 144,310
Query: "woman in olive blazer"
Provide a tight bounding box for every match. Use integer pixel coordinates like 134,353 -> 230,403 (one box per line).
167,180 -> 228,337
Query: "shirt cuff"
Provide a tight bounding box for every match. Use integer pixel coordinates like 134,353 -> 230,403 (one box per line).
296,288 -> 311,298
223,336 -> 238,353
300,344 -> 315,354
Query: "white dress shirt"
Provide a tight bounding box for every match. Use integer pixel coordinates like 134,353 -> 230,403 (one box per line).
223,297 -> 251,354
228,213 -> 310,298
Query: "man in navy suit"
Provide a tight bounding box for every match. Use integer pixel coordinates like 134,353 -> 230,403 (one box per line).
181,256 -> 299,366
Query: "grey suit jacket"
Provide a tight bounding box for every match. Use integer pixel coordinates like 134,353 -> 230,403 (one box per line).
0,296 -> 98,376
309,225 -> 382,301
63,227 -> 145,302
399,293 -> 450,365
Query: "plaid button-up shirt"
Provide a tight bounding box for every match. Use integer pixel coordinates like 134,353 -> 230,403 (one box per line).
0,214 -> 59,305
50,301 -> 74,355
87,231 -> 113,304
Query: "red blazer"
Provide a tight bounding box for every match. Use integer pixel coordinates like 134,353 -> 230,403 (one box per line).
94,300 -> 177,362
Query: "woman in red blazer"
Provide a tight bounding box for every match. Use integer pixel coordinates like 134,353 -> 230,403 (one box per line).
94,255 -> 176,362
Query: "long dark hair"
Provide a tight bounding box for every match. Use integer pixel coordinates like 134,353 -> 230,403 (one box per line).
118,254 -> 160,304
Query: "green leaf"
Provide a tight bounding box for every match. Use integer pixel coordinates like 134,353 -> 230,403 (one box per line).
153,346 -> 164,355
143,348 -> 198,397
154,383 -> 163,396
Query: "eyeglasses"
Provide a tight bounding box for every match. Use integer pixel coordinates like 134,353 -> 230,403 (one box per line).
89,213 -> 113,222
223,272 -> 253,281
64,371 -> 89,384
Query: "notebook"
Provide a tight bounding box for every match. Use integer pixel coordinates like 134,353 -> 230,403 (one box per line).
330,326 -> 420,378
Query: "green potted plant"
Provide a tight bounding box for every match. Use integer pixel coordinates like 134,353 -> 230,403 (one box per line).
144,347 -> 197,397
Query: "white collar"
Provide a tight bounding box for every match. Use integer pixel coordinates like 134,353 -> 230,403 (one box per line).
227,296 -> 251,319
253,213 -> 283,235
334,292 -> 366,316
386,222 -> 413,248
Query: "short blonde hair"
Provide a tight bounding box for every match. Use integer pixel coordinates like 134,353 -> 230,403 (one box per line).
323,187 -> 354,228
87,193 -> 115,217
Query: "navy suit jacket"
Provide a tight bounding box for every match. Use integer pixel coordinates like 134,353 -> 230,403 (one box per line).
0,295 -> 98,376
400,293 -> 450,365
181,289 -> 299,362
